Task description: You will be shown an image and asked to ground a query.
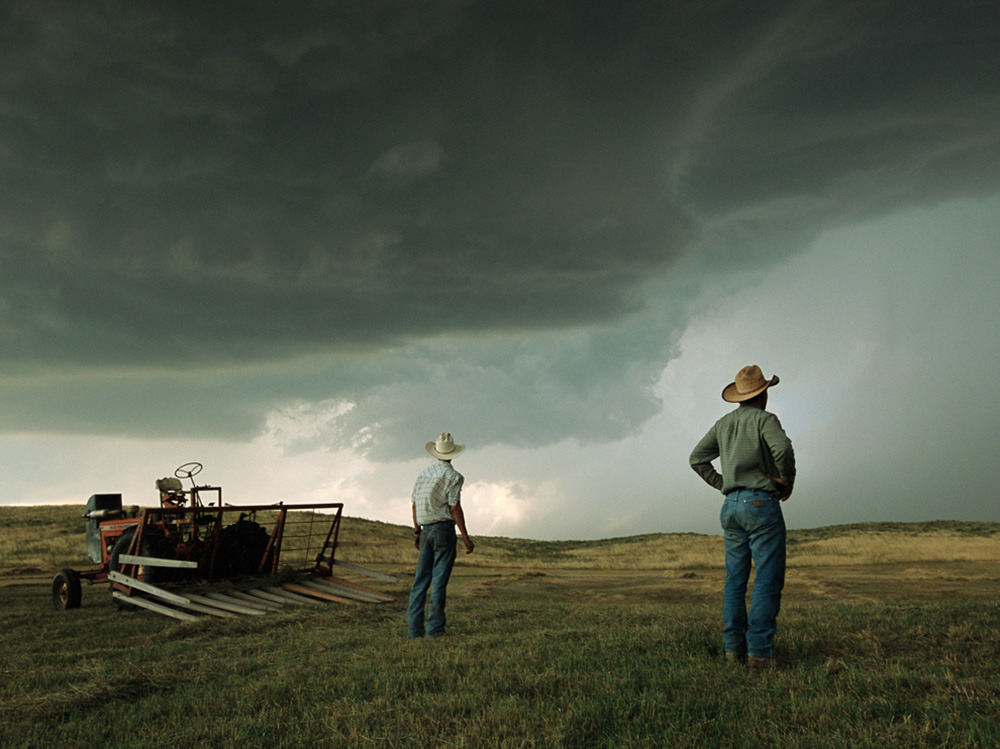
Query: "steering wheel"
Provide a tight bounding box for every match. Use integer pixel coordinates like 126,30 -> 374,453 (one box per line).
174,462 -> 203,481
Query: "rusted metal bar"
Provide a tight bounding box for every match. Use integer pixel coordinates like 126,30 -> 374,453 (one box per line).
261,507 -> 288,575
184,592 -> 265,615
225,590 -> 283,610
312,505 -> 344,576
306,578 -> 387,603
262,586 -> 323,606
203,591 -> 274,612
169,599 -> 238,618
282,582 -> 358,605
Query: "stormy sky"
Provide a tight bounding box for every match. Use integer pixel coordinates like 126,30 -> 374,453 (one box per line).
2,1 -> 998,539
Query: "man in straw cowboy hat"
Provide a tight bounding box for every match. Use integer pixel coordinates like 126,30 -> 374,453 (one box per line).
690,366 -> 796,670
407,432 -> 475,638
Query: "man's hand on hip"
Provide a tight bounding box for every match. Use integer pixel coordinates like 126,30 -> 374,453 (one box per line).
768,475 -> 792,501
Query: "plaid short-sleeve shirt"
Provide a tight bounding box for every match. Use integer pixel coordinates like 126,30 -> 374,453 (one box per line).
412,460 -> 464,526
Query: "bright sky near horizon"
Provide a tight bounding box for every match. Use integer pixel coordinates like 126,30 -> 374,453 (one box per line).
2,2 -> 998,539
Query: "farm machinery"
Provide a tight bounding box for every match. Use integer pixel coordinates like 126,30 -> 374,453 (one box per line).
52,462 -> 395,618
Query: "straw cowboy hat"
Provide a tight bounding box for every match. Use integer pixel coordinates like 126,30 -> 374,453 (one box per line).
426,432 -> 465,460
722,365 -> 780,403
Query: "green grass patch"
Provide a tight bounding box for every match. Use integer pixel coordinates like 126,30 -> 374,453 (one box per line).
2,509 -> 999,746
2,587 -> 998,747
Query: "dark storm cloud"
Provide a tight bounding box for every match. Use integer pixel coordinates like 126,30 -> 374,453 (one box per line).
0,0 -> 693,368
2,1 -> 998,453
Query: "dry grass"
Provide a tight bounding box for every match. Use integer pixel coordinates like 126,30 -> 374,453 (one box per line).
0,505 -> 89,573
788,531 -> 1000,567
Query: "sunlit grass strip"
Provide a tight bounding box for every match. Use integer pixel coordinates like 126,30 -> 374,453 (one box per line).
3,506 -> 1000,574
787,532 -> 1000,565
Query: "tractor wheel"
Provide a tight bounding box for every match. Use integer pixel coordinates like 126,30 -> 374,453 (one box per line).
109,527 -> 173,609
110,527 -> 172,583
52,568 -> 82,611
216,519 -> 273,577
109,526 -> 136,578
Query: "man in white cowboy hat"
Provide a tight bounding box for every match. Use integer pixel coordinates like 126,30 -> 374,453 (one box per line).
407,432 -> 475,639
689,365 -> 796,670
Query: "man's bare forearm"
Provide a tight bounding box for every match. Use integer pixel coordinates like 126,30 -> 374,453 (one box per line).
450,502 -> 475,554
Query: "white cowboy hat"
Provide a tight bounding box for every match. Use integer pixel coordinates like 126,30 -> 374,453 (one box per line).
722,365 -> 779,402
426,432 -> 465,460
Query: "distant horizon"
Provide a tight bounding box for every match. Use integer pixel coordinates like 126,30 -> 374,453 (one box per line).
5,501 -> 997,545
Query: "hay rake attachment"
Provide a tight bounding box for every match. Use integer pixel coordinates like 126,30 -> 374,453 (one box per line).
52,463 -> 399,618
109,574 -> 396,622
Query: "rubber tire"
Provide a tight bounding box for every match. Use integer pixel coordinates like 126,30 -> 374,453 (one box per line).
216,520 -> 272,577
52,568 -> 82,610
109,526 -> 171,584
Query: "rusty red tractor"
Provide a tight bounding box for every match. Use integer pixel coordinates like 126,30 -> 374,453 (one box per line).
52,462 -> 350,611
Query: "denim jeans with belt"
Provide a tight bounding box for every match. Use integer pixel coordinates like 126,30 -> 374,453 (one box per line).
407,521 -> 457,638
720,489 -> 786,658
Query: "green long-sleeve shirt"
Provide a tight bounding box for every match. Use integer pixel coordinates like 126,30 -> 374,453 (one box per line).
689,403 -> 796,496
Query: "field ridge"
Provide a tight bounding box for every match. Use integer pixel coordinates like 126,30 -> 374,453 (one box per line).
2,504 -> 999,575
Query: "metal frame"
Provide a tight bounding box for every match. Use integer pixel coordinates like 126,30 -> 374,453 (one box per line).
52,470 -> 398,615
71,490 -> 345,601
106,502 -> 344,594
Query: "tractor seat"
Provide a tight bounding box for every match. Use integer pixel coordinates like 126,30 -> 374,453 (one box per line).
156,477 -> 184,494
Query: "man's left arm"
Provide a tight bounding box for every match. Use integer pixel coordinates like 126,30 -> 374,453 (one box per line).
443,471 -> 474,553
763,415 -> 796,499
449,501 -> 474,554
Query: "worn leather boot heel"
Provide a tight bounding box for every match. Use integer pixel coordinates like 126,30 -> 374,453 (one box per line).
725,652 -> 747,666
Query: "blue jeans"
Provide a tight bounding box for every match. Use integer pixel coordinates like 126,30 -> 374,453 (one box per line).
720,489 -> 786,658
407,521 -> 457,638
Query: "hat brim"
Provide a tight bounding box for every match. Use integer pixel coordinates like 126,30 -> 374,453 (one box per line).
426,442 -> 465,460
722,374 -> 779,403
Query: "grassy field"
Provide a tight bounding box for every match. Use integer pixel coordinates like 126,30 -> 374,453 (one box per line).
1,506 -> 999,747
